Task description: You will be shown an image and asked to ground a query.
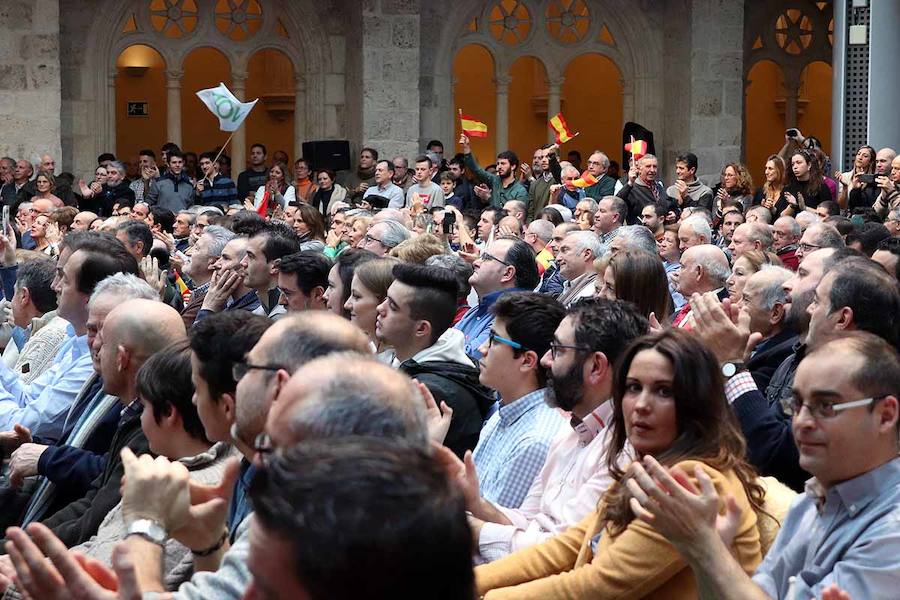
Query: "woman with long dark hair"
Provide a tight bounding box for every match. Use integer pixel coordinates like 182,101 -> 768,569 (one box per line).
784,150 -> 831,214
837,144 -> 875,209
476,329 -> 764,599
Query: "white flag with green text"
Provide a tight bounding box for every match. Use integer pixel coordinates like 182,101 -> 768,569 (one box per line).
196,82 -> 258,132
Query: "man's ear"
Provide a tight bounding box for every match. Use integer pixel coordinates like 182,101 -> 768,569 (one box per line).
310,286 -> 326,306
219,392 -> 237,424
18,286 -> 31,308
835,306 -> 854,332
585,351 -> 610,386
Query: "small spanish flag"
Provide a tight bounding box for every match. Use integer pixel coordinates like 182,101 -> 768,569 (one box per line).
572,171 -> 598,188
173,270 -> 191,300
549,112 -> 578,144
625,138 -> 648,160
460,113 -> 488,138
256,189 -> 270,218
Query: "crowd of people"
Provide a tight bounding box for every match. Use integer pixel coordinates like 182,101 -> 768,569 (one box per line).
0,124 -> 897,599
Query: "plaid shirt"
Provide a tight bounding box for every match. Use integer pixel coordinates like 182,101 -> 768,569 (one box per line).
472,388 -> 565,509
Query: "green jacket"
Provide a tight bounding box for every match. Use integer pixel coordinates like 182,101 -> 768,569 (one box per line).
464,153 -> 528,209
584,174 -> 617,200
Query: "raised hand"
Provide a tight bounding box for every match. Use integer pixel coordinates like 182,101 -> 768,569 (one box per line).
458,133 -> 471,154
170,457 -> 240,552
139,255 -> 166,300
627,456 -> 743,550
415,379 -> 453,444
690,292 -> 761,363
8,442 -> 48,487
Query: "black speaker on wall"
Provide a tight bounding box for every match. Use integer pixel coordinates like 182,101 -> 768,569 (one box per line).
302,140 -> 351,172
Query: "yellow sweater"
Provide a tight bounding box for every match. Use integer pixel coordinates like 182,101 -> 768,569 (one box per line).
476,460 -> 762,600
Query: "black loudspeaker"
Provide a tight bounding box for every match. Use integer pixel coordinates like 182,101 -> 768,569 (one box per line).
302,140 -> 351,172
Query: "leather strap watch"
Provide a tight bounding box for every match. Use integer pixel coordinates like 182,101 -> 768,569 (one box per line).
125,518 -> 167,547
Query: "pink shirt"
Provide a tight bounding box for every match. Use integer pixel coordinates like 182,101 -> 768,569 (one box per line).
477,400 -> 627,562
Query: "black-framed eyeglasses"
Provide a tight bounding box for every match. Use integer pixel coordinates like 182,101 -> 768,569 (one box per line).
549,342 -> 591,359
232,361 -> 283,381
788,395 -> 886,420
488,330 -> 524,351
480,251 -> 511,267
798,242 -> 823,253
364,234 -> 385,246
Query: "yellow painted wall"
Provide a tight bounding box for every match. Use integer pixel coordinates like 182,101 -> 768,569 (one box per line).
245,49 -> 296,166
561,54 -> 622,166
507,56 -> 548,163
797,61 -> 833,157
181,47 -> 233,156
115,45 -> 167,165
744,60 -> 785,185
453,44 -> 496,161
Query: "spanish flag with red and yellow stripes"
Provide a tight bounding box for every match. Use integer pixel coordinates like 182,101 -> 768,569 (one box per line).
572,171 -> 598,188
549,112 -> 578,144
625,139 -> 648,160
460,114 -> 488,138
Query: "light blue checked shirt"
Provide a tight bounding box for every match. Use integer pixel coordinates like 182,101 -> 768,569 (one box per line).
0,323 -> 93,441
472,388 -> 565,509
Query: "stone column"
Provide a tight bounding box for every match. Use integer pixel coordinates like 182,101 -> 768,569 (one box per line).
230,71 -> 248,174
495,75 -> 511,152
546,77 -> 564,144
294,74 -> 306,161
165,70 -> 183,147
107,70 -> 118,154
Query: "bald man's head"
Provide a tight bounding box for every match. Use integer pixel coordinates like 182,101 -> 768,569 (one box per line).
268,353 -> 427,449
102,299 -> 187,361
678,244 -> 731,295
259,312 -> 370,370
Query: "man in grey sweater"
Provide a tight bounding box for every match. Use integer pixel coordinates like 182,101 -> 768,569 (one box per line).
147,151 -> 195,212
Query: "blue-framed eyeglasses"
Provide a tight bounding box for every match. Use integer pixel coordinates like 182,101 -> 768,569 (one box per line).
488,330 -> 524,351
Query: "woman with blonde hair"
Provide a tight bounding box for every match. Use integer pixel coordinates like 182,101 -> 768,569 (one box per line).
724,250 -> 782,303
752,155 -> 787,214
476,329 -> 765,599
389,233 -> 445,264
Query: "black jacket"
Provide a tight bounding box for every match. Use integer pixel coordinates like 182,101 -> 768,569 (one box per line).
399,359 -> 494,459
0,404 -> 151,550
746,329 -> 798,392
732,344 -> 808,491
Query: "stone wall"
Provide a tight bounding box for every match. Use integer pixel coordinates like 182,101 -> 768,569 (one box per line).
360,0 -> 421,161
0,0 -> 61,165
688,0 -> 744,184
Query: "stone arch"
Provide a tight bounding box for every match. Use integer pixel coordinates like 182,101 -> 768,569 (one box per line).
425,0 -> 662,156
74,0 -> 331,174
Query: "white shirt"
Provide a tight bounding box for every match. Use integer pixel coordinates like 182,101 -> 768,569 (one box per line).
477,400 -> 625,562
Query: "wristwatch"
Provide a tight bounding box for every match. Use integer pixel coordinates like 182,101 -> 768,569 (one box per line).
126,518 -> 167,546
721,361 -> 746,379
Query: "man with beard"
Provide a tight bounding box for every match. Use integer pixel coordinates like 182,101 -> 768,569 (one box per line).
437,298 -> 647,562
691,247 -> 855,490
460,134 -> 528,209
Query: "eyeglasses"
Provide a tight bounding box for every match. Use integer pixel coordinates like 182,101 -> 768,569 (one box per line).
364,234 -> 385,246
488,330 -> 524,351
254,431 -> 274,456
232,361 -> 283,381
549,342 -> 591,359
277,286 -> 294,300
788,395 -> 886,419
798,242 -> 823,253
480,251 -> 511,267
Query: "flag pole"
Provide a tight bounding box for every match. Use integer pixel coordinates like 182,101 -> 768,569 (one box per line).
458,108 -> 464,133
211,130 -> 237,166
